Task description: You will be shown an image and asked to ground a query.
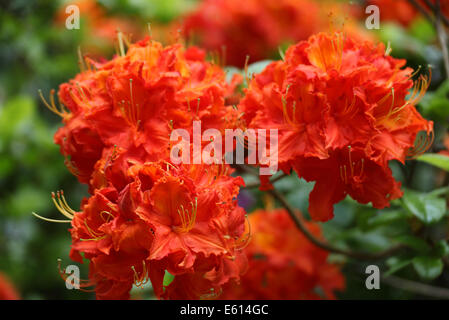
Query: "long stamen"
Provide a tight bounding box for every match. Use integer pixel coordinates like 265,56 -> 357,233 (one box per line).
235,215 -> 252,251
406,130 -> 434,159
175,197 -> 198,233
38,89 -> 68,117
51,191 -> 75,220
31,212 -> 71,223
57,258 -> 95,292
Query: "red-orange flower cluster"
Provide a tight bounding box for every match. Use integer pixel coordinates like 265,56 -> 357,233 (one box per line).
367,0 -> 449,27
0,272 -> 20,300
182,0 -> 375,68
220,208 -> 344,299
183,0 -> 324,67
46,38 -> 248,299
240,32 -> 433,221
54,0 -> 142,54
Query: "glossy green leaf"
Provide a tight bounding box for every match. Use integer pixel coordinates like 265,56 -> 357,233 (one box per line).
412,256 -> 444,280
401,188 -> 448,224
417,153 -> 449,172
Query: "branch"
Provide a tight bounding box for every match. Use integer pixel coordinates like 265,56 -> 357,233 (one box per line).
423,0 -> 449,27
407,0 -> 449,77
236,164 -> 404,260
268,188 -> 404,260
435,0 -> 449,78
408,0 -> 435,24
382,274 -> 449,299
244,172 -> 288,189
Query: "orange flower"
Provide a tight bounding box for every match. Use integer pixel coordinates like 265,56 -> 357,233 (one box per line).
367,0 -> 449,27
45,35 -> 247,299
239,32 -> 433,221
54,0 -> 142,54
220,208 -> 344,299
48,37 -> 238,190
65,161 -> 248,299
183,0 -> 324,67
367,0 -> 419,26
0,272 -> 20,300
183,0 -> 374,68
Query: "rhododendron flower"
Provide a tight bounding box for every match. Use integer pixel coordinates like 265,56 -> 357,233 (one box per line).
182,0 -> 373,68
220,208 -> 344,299
183,0 -> 323,67
54,0 -> 142,54
367,0 -> 449,27
41,37 -> 239,189
38,34 -> 249,299
239,32 -> 433,221
63,161 -> 248,299
0,272 -> 20,300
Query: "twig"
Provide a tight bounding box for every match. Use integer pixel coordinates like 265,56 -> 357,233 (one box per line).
382,274 -> 449,299
407,0 -> 449,77
244,172 -> 288,189
423,0 -> 449,28
408,0 -> 436,24
268,188 -> 404,260
236,164 -> 404,260
435,0 -> 449,78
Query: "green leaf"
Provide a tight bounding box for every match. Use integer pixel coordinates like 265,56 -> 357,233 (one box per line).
163,270 -> 175,286
417,153 -> 449,172
420,79 -> 449,122
401,188 -> 448,224
0,96 -> 35,138
394,235 -> 431,253
366,209 -> 410,228
434,240 -> 449,258
385,257 -> 413,277
412,256 -> 444,280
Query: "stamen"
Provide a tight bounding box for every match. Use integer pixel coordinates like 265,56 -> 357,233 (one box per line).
57,258 -> 95,292
282,84 -> 295,125
385,41 -> 392,56
131,261 -> 148,288
51,191 -> 75,220
77,46 -> 86,72
100,210 -> 115,222
200,287 -> 222,300
244,55 -> 250,86
174,197 -> 198,233
406,130 -> 434,160
117,30 -> 126,57
278,46 -> 285,61
235,215 -> 252,251
38,89 -> 68,118
31,212 -> 71,223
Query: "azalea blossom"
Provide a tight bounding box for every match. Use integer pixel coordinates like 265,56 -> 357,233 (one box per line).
64,161 -> 248,299
41,37 -> 239,190
0,272 -> 20,300
220,208 -> 344,299
239,32 -> 433,221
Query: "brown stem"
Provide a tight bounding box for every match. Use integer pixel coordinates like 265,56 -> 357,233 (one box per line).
435,0 -> 449,78
268,188 -> 404,260
244,172 -> 288,189
423,0 -> 449,27
382,274 -> 449,299
408,0 -> 436,24
236,164 -> 404,260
